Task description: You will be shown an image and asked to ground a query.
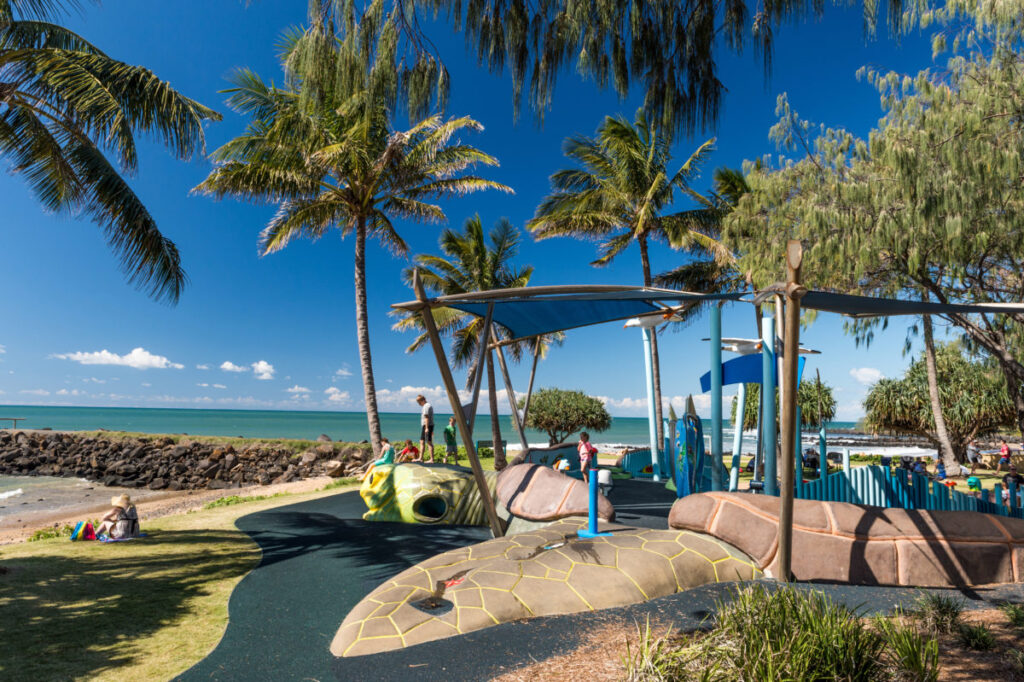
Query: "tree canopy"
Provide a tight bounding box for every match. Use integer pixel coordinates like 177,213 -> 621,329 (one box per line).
730,376 -> 837,431
722,7 -> 1024,434
864,343 -> 1014,459
519,388 -> 611,445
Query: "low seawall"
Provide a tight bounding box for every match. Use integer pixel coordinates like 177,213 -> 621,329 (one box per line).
0,430 -> 373,491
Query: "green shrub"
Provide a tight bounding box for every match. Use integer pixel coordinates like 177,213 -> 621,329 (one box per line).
621,618 -> 687,681
202,493 -> 287,509
1007,649 -> 1024,675
1000,602 -> 1024,629
912,592 -> 964,635
28,524 -> 76,542
478,447 -> 493,458
872,614 -> 940,682
957,623 -> 996,651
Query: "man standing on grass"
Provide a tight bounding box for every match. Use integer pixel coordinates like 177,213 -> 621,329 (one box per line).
417,394 -> 435,463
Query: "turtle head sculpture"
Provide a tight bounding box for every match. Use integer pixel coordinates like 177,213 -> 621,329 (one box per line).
360,463 -> 497,526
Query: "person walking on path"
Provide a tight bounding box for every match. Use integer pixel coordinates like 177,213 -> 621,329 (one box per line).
417,394 -> 435,463
577,431 -> 597,483
443,417 -> 458,464
966,439 -> 981,475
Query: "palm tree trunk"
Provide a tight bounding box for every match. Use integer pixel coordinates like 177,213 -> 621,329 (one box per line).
639,235 -> 665,444
922,315 -> 957,469
486,349 -> 506,470
354,216 -> 383,455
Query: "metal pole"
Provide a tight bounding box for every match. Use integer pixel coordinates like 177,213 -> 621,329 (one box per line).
730,383 -> 746,491
521,338 -> 541,425
491,328 -> 529,452
642,326 -> 662,481
412,270 -> 503,537
465,304 -> 494,434
761,315 -> 777,496
710,303 -> 724,491
778,239 -> 804,583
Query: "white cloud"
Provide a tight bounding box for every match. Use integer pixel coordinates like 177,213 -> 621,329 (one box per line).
220,361 -> 247,373
252,360 -> 275,380
0,345 -> 6,353
213,384 -> 226,389
287,385 -> 311,394
83,377 -> 106,384
374,385 -> 471,410
324,386 -> 352,404
335,366 -> 353,378
141,382 -> 152,387
53,347 -> 184,370
849,367 -> 884,385
197,383 -> 210,388
20,389 -> 50,396
196,363 -> 211,370
56,388 -> 85,397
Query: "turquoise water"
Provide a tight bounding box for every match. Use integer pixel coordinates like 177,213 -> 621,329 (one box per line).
0,404 -> 858,445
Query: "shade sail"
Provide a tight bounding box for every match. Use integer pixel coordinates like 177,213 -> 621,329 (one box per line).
391,286 -> 747,341
801,291 -> 1024,318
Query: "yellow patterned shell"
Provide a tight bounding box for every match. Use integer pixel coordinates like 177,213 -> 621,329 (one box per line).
360,463 -> 497,526
331,518 -> 762,657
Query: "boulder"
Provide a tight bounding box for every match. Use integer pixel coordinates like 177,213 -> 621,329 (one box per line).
670,491 -> 1024,587
496,463 -> 614,522
300,451 -> 319,466
317,434 -> 332,442
324,460 -> 346,477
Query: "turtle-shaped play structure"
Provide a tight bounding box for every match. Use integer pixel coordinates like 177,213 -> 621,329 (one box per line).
336,484 -> 1024,657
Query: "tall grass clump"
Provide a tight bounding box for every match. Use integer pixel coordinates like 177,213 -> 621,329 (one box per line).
621,618 -> 688,681
872,614 -> 940,682
957,623 -> 996,651
1000,602 -> 1024,629
911,592 -> 964,635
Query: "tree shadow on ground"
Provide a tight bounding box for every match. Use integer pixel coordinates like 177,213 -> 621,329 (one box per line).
0,529 -> 256,680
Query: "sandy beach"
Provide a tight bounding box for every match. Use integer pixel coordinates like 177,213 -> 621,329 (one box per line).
0,475 -> 336,544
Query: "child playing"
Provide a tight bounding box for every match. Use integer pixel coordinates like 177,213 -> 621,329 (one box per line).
577,431 -> 598,483
444,417 -> 458,464
997,438 -> 1012,473
398,439 -> 420,462
372,438 -> 395,467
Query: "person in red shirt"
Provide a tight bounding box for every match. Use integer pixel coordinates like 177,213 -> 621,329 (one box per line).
577,431 -> 598,483
997,438 -> 1012,474
398,439 -> 420,463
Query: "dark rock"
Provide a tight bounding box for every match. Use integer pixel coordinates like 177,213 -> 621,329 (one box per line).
317,434 -> 332,442
148,478 -> 167,490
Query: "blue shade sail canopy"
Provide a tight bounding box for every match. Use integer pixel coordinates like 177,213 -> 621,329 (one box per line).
392,285 -> 747,342
800,291 -> 1024,318
698,354 -> 806,392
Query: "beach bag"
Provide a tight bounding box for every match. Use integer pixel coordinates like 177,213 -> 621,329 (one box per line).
70,522 -> 96,541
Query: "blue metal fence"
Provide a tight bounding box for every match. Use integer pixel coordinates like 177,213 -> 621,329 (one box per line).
795,461 -> 1024,520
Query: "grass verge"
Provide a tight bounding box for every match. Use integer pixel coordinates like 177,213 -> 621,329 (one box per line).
0,484 -> 357,681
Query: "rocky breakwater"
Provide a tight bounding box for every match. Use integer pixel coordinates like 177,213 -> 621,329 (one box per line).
0,431 -> 373,491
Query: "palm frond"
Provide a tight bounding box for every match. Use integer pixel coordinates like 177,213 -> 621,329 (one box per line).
259,194 -> 348,254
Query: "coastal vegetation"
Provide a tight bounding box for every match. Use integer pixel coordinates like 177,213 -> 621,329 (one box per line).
864,344 -> 1014,461
530,110 -> 720,445
194,4 -> 510,456
730,377 -> 837,431
0,0 -> 220,302
520,388 -> 611,445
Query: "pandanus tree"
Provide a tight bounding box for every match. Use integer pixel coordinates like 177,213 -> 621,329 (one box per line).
529,109 -> 716,442
394,215 -> 559,469
194,8 -> 510,454
0,0 -> 220,301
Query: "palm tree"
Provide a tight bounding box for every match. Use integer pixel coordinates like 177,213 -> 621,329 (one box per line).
529,109 -> 716,441
394,215 -> 557,470
194,17 -> 510,455
0,0 -> 221,301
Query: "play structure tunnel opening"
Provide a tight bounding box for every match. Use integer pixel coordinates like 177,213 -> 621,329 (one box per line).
412,495 -> 449,523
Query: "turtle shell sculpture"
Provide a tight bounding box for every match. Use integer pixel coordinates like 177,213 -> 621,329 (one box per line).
670,491 -> 1024,587
360,463 -> 498,525
331,518 -> 761,657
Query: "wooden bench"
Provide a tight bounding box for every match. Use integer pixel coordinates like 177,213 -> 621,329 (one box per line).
0,417 -> 26,429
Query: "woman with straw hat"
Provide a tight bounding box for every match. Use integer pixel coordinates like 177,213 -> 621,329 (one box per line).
97,494 -> 140,540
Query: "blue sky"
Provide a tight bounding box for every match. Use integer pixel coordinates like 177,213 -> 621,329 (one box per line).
0,1 -> 956,419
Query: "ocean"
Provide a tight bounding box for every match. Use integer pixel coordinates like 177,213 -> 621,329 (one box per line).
0,404 -> 858,446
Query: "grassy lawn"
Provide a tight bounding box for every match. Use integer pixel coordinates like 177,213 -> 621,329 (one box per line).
0,479 -> 359,681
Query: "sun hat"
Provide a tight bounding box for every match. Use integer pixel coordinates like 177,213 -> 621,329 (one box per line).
111,494 -> 132,508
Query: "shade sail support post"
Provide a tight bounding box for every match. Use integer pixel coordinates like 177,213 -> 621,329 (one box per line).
491,328 -> 529,454
730,383 -> 746,491
521,338 -> 541,426
778,240 -> 804,583
412,270 -> 504,537
465,303 -> 494,434
710,303 -> 724,491
761,315 -> 777,496
642,326 -> 662,481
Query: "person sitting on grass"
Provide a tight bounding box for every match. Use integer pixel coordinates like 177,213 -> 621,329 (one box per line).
97,494 -> 139,540
398,439 -> 420,462
443,417 -> 458,464
934,460 -> 947,481
997,438 -> 1012,473
1003,465 -> 1024,506
912,458 -> 928,476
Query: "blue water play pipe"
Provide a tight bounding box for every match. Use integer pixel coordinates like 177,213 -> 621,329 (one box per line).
730,383 -> 745,491
710,304 -> 723,491
762,315 -> 777,496
577,468 -> 611,539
